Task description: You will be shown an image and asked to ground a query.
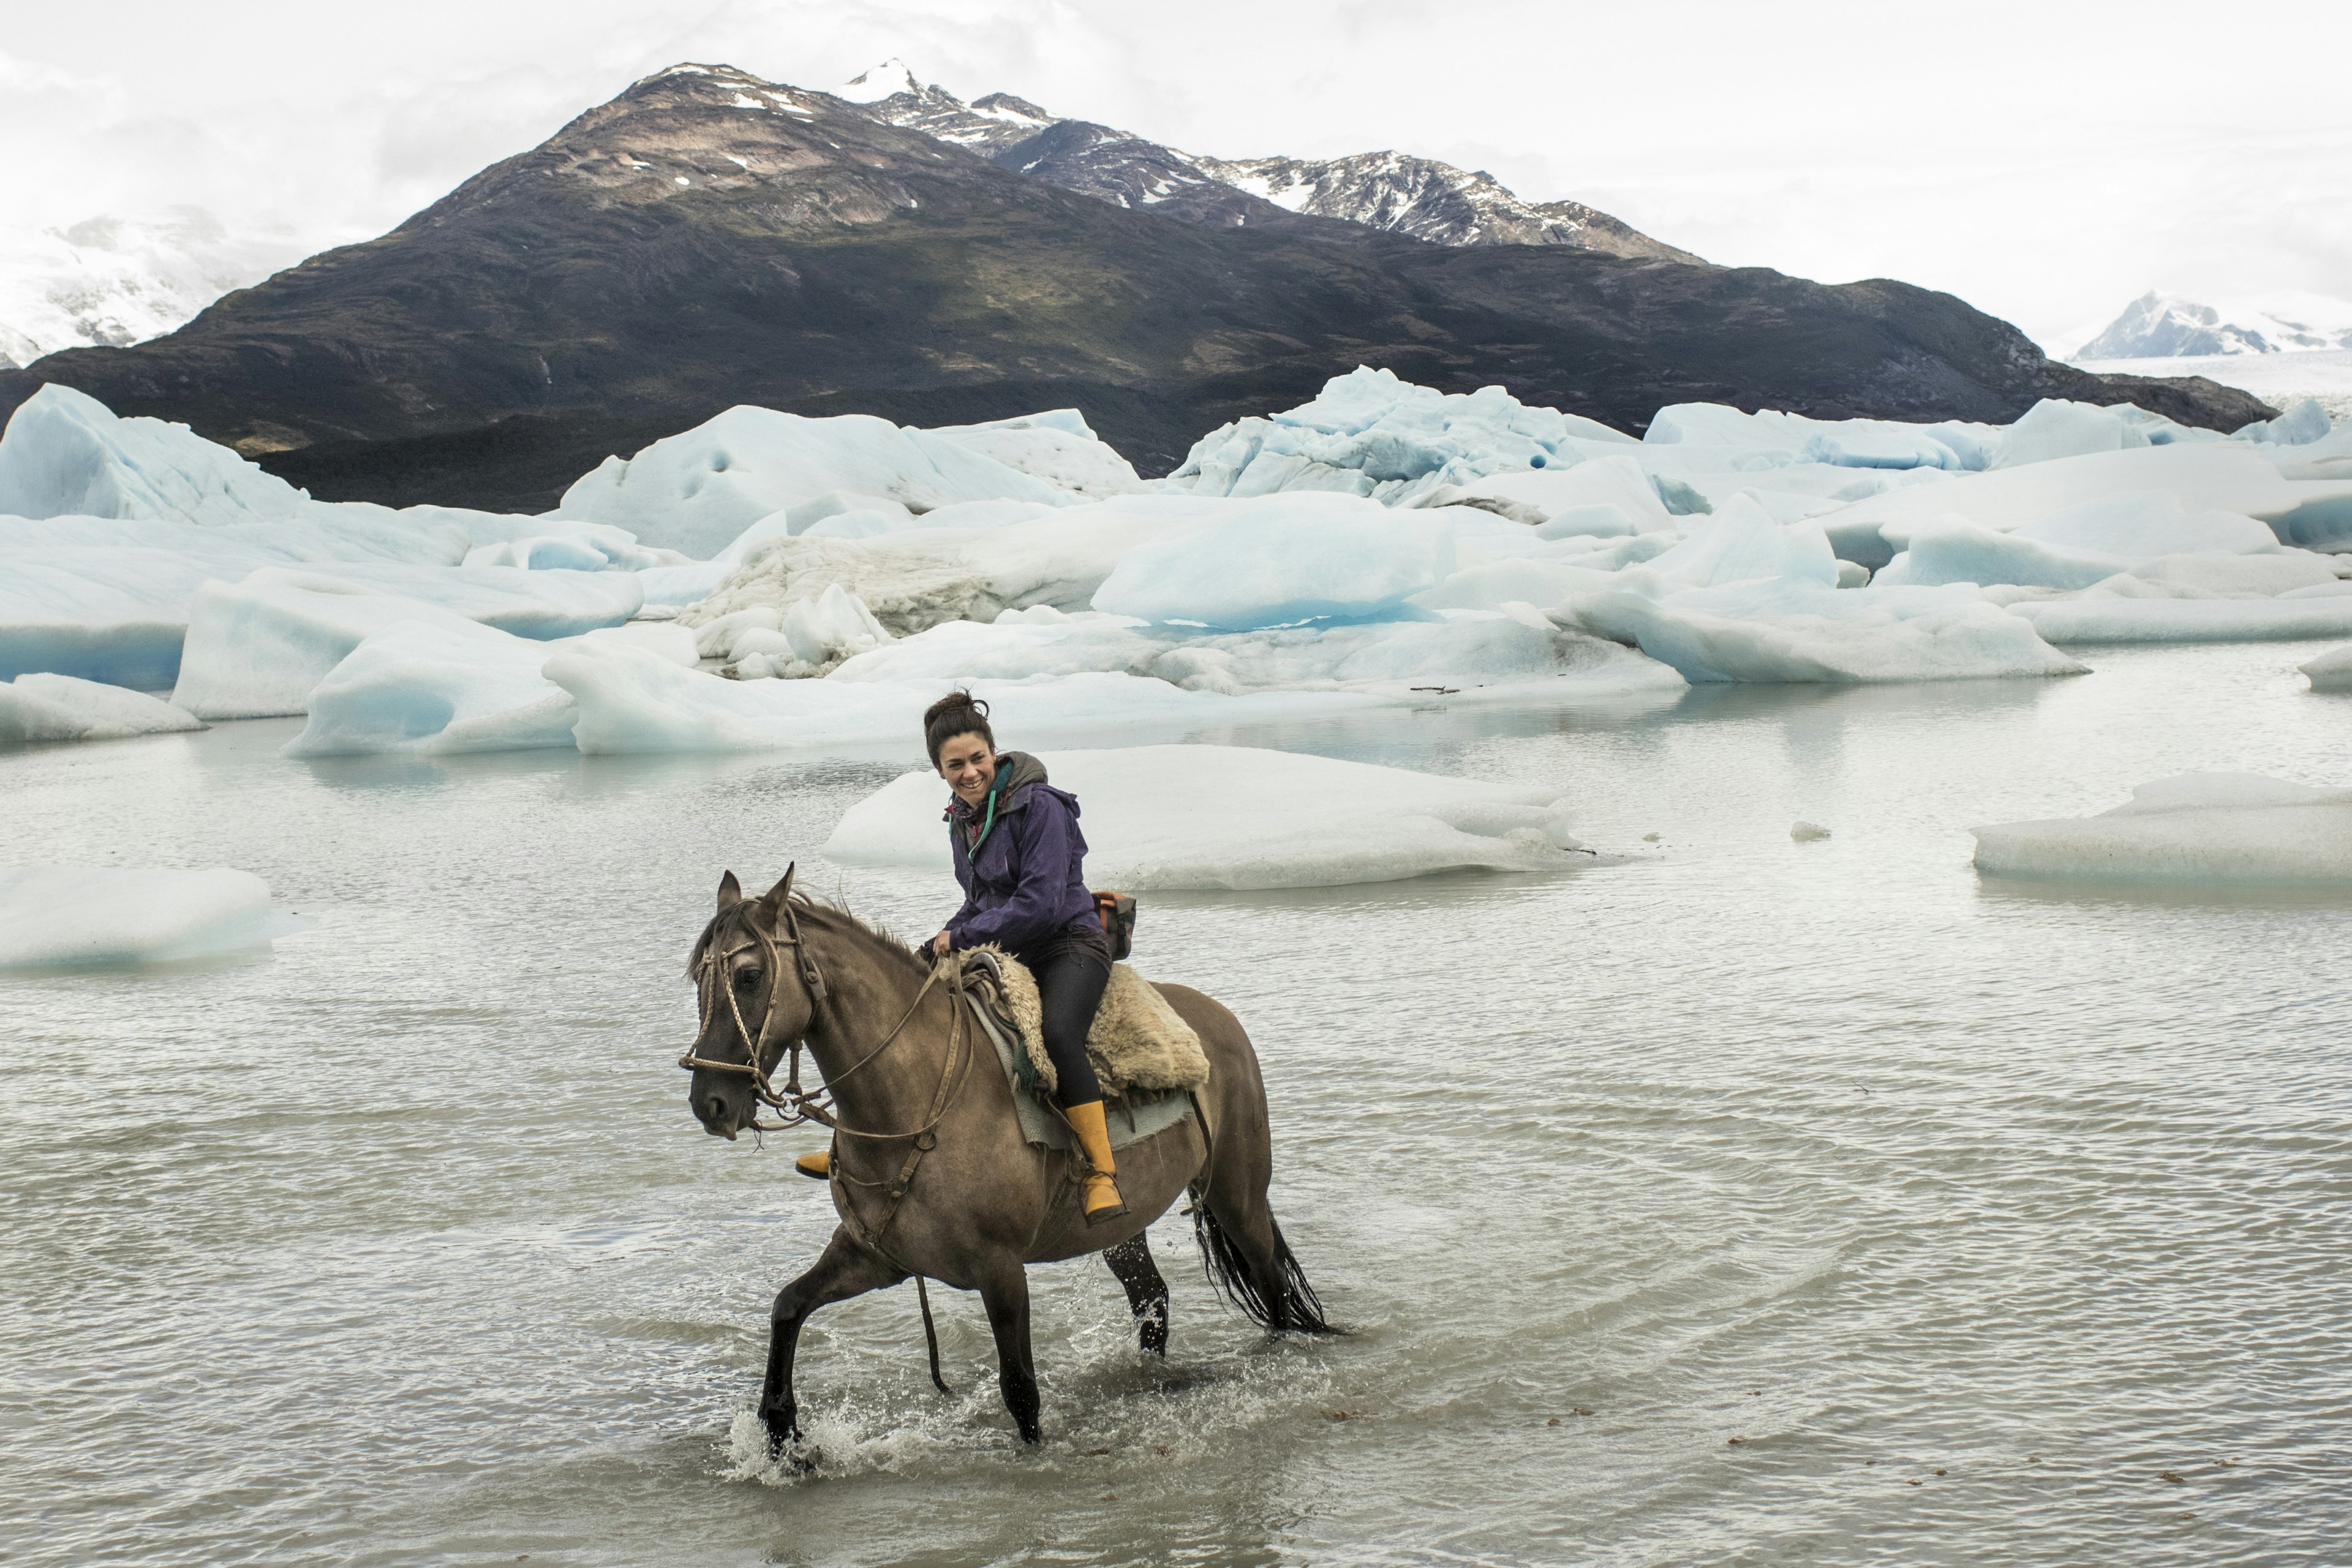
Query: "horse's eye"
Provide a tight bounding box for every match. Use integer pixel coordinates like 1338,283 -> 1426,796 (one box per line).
735,969 -> 760,989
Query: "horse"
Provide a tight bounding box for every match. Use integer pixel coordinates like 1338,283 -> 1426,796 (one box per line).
681,865 -> 1337,1451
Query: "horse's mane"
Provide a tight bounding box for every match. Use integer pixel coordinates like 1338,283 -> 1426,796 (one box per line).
688,886 -> 925,978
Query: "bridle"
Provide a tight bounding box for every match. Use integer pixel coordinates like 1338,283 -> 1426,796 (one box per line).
677,886 -> 977,1147
678,886 -> 835,1133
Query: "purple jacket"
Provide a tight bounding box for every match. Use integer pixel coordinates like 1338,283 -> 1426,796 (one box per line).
943,751 -> 1097,963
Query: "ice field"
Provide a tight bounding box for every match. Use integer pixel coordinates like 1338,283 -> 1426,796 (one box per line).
5,370 -> 2352,769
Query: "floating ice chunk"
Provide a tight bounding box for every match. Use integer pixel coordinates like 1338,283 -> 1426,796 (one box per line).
172,566 -> 640,720
1568,581 -> 2086,682
462,523 -> 686,572
1790,821 -> 1831,841
0,865 -> 293,968
1439,456 -> 1673,531
552,407 -> 1072,559
285,620 -> 578,756
684,509 -> 1168,639
2132,551 -> 2340,597
1091,494 -> 1455,629
1817,446 -> 2301,568
2008,597 -> 2352,644
2234,399 -> 2332,448
0,383 -> 309,525
922,410 -> 1143,500
1166,368 -> 1629,505
1972,772 -> 2352,885
2301,644 -> 2352,691
1991,399 -> 2150,467
823,745 -> 1593,890
1645,496 -> 1838,589
1408,558 -> 1631,614
0,673 -> 202,746
1873,520 -> 2128,590
284,620 -> 698,756
1644,404 -> 1999,471
2005,491 -> 2278,559
781,584 -> 892,665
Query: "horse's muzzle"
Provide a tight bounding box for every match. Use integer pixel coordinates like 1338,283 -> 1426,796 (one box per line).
692,1080 -> 747,1140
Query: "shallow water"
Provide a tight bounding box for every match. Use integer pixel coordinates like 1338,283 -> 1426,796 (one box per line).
3,643 -> 2350,1567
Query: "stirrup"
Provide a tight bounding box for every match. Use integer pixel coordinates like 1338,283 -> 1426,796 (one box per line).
794,1150 -> 831,1182
1082,1175 -> 1128,1227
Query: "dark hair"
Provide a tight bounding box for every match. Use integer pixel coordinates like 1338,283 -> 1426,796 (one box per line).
922,690 -> 995,767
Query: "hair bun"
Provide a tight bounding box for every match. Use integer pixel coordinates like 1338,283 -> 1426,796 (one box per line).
922,689 -> 989,725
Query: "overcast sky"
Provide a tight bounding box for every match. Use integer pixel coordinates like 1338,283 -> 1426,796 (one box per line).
5,0 -> 2346,353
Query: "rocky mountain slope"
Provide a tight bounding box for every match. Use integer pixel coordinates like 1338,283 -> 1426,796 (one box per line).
0,63 -> 2270,511
2078,290 -> 2352,359
840,59 -> 1702,262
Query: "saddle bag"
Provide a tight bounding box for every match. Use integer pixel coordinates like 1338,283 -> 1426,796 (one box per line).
1092,891 -> 1136,960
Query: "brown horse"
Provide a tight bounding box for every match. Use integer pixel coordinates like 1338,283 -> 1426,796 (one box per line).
683,866 -> 1336,1450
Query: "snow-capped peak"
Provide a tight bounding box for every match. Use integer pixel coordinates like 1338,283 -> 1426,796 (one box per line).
839,58 -> 924,104
2076,290 -> 2352,359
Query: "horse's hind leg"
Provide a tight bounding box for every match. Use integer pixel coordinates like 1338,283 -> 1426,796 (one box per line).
974,1256 -> 1042,1444
761,1226 -> 903,1456
1102,1234 -> 1169,1356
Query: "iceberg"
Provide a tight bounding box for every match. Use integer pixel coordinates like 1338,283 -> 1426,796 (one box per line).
1815,445 -> 2303,568
2008,597 -> 2352,644
0,865 -> 293,968
285,620 -> 698,756
1091,493 -> 1455,629
1972,772 -> 2352,885
2302,644 -> 2352,692
1874,521 -> 2128,591
172,566 -> 642,720
823,744 -> 1593,890
1568,580 -> 2086,682
0,383 -> 312,526
0,673 -> 203,746
552,406 -> 1076,559
1646,404 -> 2000,471
921,410 -> 1142,500
1166,368 -> 1632,505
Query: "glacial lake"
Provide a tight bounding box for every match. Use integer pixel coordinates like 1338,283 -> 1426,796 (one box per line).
3,641 -> 2348,1567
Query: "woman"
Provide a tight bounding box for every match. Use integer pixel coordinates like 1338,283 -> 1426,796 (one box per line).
796,692 -> 1126,1224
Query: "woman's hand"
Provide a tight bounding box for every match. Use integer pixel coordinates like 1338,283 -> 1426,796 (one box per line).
930,930 -> 954,959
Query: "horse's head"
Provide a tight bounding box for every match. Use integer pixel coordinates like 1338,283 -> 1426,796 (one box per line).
684,865 -> 822,1140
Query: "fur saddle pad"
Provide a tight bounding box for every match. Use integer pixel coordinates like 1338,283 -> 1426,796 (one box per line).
957,946 -> 1210,1099
951,948 -> 1209,1155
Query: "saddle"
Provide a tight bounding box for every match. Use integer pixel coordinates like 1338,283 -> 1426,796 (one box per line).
952,948 -> 1207,1153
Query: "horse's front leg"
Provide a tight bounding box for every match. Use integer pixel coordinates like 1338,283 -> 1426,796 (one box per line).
1102,1234 -> 1169,1357
761,1226 -> 903,1455
975,1256 -> 1042,1444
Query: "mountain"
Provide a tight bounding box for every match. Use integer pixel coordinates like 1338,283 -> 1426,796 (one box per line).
2077,289 -> 2352,360
0,63 -> 2271,513
840,59 -> 1702,262
0,208 -> 306,368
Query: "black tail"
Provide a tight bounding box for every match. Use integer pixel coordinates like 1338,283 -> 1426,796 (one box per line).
1188,1183 -> 1342,1336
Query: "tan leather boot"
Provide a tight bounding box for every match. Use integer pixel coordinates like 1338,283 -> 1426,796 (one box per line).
794,1150 -> 831,1181
1064,1100 -> 1128,1225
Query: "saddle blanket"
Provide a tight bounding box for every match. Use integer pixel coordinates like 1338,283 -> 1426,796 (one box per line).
953,950 -> 1206,1153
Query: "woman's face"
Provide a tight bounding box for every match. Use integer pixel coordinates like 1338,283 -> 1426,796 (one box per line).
936,733 -> 997,806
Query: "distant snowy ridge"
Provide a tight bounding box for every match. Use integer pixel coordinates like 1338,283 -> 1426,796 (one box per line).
840,59 -> 1702,264
0,208 -> 307,369
2076,290 -> 2352,360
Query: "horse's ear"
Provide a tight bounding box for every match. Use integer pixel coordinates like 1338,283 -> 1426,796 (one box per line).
758,862 -> 796,916
717,870 -> 742,911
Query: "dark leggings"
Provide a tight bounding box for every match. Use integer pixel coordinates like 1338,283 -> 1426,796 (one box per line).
1029,925 -> 1110,1107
